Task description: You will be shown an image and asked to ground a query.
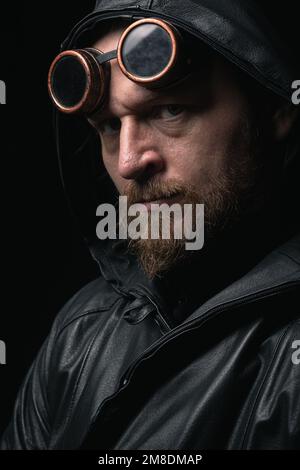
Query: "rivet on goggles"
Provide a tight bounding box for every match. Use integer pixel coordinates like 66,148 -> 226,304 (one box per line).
48,18 -> 194,116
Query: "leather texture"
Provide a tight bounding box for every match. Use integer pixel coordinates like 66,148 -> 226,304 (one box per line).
1,0 -> 299,450
1,235 -> 299,449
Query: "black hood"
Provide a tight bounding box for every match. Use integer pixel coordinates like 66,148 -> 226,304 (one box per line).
61,0 -> 296,99
53,0 -> 300,293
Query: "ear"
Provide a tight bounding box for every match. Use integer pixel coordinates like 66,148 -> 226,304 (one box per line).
272,102 -> 299,141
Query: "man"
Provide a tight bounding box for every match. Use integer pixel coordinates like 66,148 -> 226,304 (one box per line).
1,0 -> 299,449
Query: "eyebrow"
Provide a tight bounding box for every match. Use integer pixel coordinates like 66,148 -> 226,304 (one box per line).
90,93 -> 171,123
90,78 -> 196,123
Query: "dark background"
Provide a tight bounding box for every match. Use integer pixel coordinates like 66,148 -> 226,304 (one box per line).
0,1 -> 97,434
0,1 -> 299,435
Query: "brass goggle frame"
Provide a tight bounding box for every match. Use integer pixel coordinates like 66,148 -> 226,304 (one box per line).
48,18 -> 192,116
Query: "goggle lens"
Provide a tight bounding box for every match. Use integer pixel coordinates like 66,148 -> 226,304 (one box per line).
48,19 -> 192,115
51,55 -> 87,109
120,23 -> 173,78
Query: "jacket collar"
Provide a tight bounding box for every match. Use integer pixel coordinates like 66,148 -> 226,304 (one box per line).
89,229 -> 300,326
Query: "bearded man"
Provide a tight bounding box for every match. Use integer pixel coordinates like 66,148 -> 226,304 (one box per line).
1,0 -> 299,450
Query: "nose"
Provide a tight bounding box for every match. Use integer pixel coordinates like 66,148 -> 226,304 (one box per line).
118,116 -> 164,182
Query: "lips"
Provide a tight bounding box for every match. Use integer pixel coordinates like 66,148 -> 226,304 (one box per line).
139,193 -> 183,208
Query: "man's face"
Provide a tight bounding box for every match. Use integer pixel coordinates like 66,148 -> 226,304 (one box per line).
88,25 -> 265,278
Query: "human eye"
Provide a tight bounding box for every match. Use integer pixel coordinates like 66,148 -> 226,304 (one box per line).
153,104 -> 186,120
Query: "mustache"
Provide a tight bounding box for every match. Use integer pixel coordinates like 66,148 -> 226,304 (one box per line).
123,179 -> 192,206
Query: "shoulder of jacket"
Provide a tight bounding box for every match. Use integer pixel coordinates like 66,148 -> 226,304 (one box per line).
51,275 -> 122,334
257,318 -> 300,395
275,234 -> 300,266
275,318 -> 300,358
241,317 -> 300,448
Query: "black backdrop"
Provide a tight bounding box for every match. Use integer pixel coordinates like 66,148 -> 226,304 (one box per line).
0,1 -> 299,437
0,1 -> 97,434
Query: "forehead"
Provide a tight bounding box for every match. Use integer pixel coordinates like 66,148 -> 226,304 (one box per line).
86,21 -> 229,123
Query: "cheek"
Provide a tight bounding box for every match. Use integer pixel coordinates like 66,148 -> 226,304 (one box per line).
168,105 -> 249,182
101,145 -> 124,193
160,121 -> 225,182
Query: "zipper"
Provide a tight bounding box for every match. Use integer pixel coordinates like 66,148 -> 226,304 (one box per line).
89,279 -> 299,421
119,280 -> 300,386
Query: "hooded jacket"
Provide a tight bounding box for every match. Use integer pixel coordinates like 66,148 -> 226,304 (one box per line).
1,0 -> 299,450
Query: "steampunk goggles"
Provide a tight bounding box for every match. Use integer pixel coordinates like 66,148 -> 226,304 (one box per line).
48,18 -> 194,116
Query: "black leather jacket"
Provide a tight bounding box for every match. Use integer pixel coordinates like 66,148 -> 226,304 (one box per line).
1,235 -> 299,449
1,0 -> 299,450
